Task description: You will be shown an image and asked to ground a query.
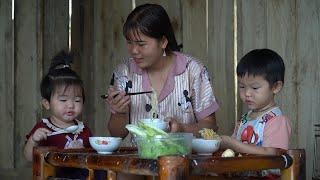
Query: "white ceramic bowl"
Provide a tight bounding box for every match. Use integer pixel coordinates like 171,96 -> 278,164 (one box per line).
89,137 -> 122,154
192,138 -> 221,155
139,118 -> 169,131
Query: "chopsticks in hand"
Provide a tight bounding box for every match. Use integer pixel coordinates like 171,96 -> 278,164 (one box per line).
100,91 -> 153,99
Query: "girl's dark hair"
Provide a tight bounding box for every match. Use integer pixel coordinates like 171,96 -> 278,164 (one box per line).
40,50 -> 85,102
237,49 -> 285,85
123,3 -> 181,53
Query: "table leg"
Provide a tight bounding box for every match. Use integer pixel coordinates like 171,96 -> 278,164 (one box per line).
158,155 -> 189,180
33,147 -> 56,180
87,169 -> 94,180
107,170 -> 117,180
281,149 -> 306,180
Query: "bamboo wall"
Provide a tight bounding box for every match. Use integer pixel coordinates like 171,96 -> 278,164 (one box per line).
0,0 -> 319,179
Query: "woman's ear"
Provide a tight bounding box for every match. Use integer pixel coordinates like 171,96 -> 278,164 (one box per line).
160,36 -> 168,49
272,81 -> 283,94
41,99 -> 50,110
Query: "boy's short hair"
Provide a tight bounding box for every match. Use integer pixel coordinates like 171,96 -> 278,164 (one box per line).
236,48 -> 285,85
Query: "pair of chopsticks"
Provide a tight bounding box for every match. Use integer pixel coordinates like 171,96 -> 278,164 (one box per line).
100,91 -> 153,99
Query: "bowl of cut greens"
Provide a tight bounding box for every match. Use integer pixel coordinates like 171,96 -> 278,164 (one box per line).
139,118 -> 169,131
126,122 -> 192,159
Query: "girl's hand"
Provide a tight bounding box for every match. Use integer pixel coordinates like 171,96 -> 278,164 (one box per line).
32,128 -> 52,143
106,87 -> 130,114
166,117 -> 183,133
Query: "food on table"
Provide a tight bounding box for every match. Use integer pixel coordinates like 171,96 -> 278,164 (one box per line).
199,128 -> 220,140
95,139 -> 108,145
221,148 -> 235,157
89,137 -> 122,154
139,118 -> 168,131
150,89 -> 158,118
126,121 -> 191,159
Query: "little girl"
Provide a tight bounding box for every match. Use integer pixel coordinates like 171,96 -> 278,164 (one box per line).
24,50 -> 92,179
221,48 -> 292,178
221,48 -> 292,154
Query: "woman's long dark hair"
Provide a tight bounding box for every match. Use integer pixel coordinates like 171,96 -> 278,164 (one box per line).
123,3 -> 181,53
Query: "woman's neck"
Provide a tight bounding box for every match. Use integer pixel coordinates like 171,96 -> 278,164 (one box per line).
148,54 -> 173,73
147,54 -> 174,95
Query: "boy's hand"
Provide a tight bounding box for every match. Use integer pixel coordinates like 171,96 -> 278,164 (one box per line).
32,128 -> 52,143
220,135 -> 235,150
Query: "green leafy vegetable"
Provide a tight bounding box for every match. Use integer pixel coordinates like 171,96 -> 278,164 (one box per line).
125,122 -> 191,159
125,124 -> 148,138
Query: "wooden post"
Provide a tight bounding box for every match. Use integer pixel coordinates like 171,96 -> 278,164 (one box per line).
107,170 -> 117,180
33,147 -> 56,180
158,155 -> 189,180
281,149 -> 306,180
87,169 -> 94,180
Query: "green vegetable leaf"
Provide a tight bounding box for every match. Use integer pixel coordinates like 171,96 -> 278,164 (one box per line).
125,121 -> 190,159
137,121 -> 168,137
125,124 -> 147,138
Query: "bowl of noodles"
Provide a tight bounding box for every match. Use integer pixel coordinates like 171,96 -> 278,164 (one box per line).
139,90 -> 169,131
192,128 -> 221,155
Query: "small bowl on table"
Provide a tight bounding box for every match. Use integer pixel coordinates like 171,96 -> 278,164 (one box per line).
139,118 -> 169,131
192,138 -> 221,155
89,137 -> 122,154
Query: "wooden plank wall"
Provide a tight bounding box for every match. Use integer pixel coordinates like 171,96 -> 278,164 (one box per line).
43,0 -> 69,73
0,0 -> 14,169
89,0 -> 132,136
0,0 -> 319,179
182,0 -> 207,63
14,0 -> 40,169
0,0 -> 68,178
207,0 -> 235,134
296,0 -> 320,178
71,0 -> 95,130
12,0 -> 42,178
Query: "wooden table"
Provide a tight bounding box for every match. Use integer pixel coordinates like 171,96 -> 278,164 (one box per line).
33,147 -> 305,180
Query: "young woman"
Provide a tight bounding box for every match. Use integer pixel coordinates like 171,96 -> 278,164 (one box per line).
106,4 -> 220,139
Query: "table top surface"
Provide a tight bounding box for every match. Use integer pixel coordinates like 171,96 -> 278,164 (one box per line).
35,147 -> 292,176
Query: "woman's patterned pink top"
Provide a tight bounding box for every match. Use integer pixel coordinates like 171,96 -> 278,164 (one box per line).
110,52 -> 219,126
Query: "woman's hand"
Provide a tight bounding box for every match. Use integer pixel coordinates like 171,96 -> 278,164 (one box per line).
106,87 -> 130,114
166,117 -> 183,133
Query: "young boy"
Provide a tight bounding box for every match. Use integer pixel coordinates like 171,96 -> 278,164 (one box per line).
221,48 -> 291,155
221,48 -> 292,178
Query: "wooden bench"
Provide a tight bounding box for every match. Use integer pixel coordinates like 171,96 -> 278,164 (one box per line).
33,147 -> 305,180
